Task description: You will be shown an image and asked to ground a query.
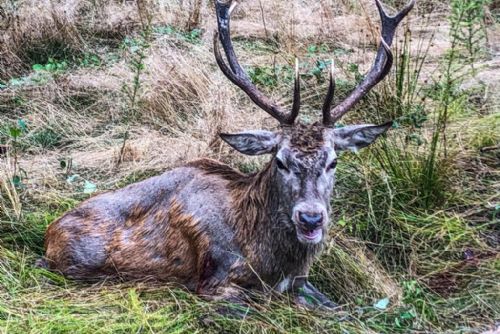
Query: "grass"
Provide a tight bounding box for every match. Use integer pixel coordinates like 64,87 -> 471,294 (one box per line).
0,0 -> 499,333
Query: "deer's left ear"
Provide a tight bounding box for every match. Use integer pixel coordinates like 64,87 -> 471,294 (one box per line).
332,122 -> 392,152
220,130 -> 280,156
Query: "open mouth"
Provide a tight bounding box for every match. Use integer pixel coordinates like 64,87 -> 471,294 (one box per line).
299,227 -> 322,241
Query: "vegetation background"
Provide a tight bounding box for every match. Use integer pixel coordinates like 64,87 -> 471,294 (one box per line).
0,0 -> 498,333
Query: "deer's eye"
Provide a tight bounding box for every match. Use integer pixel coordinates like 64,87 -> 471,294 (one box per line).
275,159 -> 289,172
326,160 -> 337,171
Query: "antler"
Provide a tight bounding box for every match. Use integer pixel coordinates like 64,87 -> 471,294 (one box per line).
323,0 -> 415,126
322,61 -> 336,125
214,0 -> 300,125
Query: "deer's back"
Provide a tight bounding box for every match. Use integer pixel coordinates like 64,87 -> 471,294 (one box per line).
44,162 -> 239,287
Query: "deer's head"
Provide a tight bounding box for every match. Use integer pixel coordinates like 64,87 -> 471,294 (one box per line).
214,0 -> 414,244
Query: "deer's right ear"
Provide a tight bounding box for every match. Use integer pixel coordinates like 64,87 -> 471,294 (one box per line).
220,130 -> 280,156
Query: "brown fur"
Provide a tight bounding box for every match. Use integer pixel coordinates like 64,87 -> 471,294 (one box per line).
284,123 -> 326,153
45,192 -> 213,289
102,198 -> 206,285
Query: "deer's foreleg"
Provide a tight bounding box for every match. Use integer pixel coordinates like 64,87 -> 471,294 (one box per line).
292,277 -> 338,310
196,254 -> 253,318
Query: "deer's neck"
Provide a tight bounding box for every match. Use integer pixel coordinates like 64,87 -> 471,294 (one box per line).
229,161 -> 323,279
187,158 -> 322,279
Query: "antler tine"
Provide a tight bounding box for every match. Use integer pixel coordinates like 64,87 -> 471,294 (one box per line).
325,0 -> 415,126
322,60 -> 336,125
289,58 -> 301,124
214,0 -> 297,125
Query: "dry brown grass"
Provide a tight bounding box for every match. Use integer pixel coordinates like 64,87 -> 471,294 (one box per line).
0,0 -> 84,79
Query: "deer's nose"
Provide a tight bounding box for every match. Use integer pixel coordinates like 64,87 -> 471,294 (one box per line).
298,212 -> 323,229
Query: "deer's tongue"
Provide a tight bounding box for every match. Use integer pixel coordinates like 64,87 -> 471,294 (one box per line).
301,228 -> 321,240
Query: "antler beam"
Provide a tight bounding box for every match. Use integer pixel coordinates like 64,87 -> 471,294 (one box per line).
214,0 -> 300,125
323,0 -> 415,126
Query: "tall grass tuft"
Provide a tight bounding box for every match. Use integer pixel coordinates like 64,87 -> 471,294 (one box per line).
421,0 -> 491,207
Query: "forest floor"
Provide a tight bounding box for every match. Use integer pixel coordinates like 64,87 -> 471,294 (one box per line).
0,0 -> 499,333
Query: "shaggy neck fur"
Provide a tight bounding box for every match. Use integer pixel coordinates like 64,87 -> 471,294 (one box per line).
230,161 -> 323,277
188,158 -> 324,283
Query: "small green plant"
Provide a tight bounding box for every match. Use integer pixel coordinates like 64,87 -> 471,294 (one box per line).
118,38 -> 148,165
32,57 -> 68,73
3,119 -> 28,187
78,52 -> 101,68
450,0 -> 490,67
309,59 -> 332,83
248,64 -> 293,89
306,43 -> 330,55
29,127 -> 62,149
116,9 -> 153,166
4,58 -> 69,88
0,119 -> 28,220
184,28 -> 202,44
152,25 -> 202,44
248,66 -> 278,88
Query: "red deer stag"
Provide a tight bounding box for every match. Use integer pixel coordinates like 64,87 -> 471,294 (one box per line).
40,0 -> 415,309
